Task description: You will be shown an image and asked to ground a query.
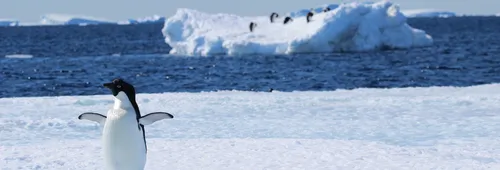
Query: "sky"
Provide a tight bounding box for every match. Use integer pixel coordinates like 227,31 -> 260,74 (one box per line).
0,0 -> 498,22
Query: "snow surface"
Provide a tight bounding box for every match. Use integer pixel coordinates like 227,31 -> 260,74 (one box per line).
2,84 -> 500,169
162,1 -> 434,56
402,9 -> 457,18
39,14 -> 116,26
0,19 -> 19,26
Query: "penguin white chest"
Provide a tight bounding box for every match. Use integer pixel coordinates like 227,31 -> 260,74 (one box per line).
102,93 -> 147,170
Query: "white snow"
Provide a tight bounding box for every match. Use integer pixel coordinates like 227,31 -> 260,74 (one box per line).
4,54 -> 33,58
2,84 -> 500,169
161,1 -> 433,56
39,14 -> 116,26
0,19 -> 19,26
402,9 -> 457,18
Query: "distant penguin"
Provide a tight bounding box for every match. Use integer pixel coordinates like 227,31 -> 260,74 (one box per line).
78,78 -> 174,170
323,7 -> 331,12
283,16 -> 293,24
270,12 -> 279,23
249,22 -> 257,32
306,10 -> 314,23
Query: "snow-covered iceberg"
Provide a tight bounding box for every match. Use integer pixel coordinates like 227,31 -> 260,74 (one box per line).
162,1 -> 434,56
0,19 -> 19,26
39,14 -> 116,26
402,9 -> 456,18
120,15 -> 166,25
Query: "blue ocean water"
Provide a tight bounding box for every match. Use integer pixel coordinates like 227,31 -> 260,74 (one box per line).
1,17 -> 500,98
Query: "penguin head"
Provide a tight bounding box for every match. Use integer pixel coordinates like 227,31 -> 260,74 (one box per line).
103,78 -> 136,100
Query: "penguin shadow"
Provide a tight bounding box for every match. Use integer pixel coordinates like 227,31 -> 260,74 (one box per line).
141,98 -> 151,103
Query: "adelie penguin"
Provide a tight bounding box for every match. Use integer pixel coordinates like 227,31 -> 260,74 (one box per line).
78,78 -> 174,170
270,12 -> 279,23
283,16 -> 293,24
307,9 -> 314,23
323,7 -> 331,12
249,22 -> 257,32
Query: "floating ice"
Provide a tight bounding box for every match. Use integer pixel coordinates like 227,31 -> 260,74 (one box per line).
0,19 -> 19,26
162,1 -> 434,56
39,14 -> 116,26
4,54 -> 33,58
402,9 -> 457,18
120,15 -> 166,25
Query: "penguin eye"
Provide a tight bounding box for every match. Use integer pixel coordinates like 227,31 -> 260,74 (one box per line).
117,85 -> 122,88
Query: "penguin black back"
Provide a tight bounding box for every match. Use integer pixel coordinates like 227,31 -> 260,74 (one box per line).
323,7 -> 331,12
283,16 -> 293,24
249,22 -> 257,32
270,12 -> 279,23
306,11 -> 314,23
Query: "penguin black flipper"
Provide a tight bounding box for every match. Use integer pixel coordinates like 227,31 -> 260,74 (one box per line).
284,17 -> 293,24
140,124 -> 147,152
78,112 -> 107,125
139,112 -> 174,125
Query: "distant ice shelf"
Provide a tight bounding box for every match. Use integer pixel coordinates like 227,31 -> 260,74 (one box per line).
119,15 -> 166,25
39,14 -> 116,26
5,14 -> 168,26
401,9 -> 457,18
0,19 -> 19,26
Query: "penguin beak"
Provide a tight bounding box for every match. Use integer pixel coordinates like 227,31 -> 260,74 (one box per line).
103,82 -> 113,89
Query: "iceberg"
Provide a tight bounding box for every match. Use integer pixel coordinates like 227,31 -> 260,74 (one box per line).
120,15 -> 166,25
0,19 -> 19,26
402,9 -> 456,18
162,1 -> 434,56
39,14 -> 117,26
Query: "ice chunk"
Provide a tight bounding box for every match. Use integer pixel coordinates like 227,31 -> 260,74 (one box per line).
162,1 -> 434,56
